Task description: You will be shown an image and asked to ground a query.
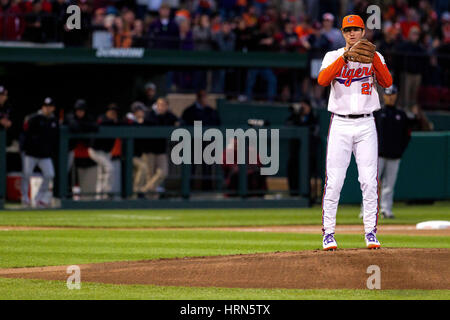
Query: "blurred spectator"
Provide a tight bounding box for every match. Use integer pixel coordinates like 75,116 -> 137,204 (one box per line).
242,5 -> 258,28
212,20 -> 235,93
235,0 -> 247,16
147,3 -> 179,49
113,15 -> 131,47
132,18 -> 146,47
141,82 -> 158,107
147,0 -> 164,13
175,8 -> 190,25
113,9 -> 137,48
280,0 -> 303,19
182,90 -> 220,191
91,7 -> 113,48
179,18 -> 194,50
64,99 -> 98,198
399,8 -> 421,39
0,85 -> 18,147
0,86 -> 11,130
63,0 -> 92,47
294,15 -> 312,43
128,101 -> 151,195
91,7 -> 106,29
285,99 -> 319,199
321,12 -> 345,50
175,19 -> 197,89
191,15 -> 213,90
194,0 -> 216,16
279,85 -> 292,103
222,137 -> 267,197
410,104 -> 434,131
136,0 -> 149,20
141,97 -> 178,194
253,0 -> 269,16
210,13 -> 222,35
378,25 -> 400,69
21,97 -> 58,207
440,12 -> 450,44
373,85 -> 411,219
396,26 -> 426,109
219,0 -> 238,20
65,99 -> 97,169
193,14 -> 213,51
88,103 -> 120,199
0,0 -> 25,41
22,0 -> 53,43
278,19 -> 301,53
245,19 -> 277,101
234,16 -> 254,52
303,21 -> 330,108
304,20 -> 331,55
181,89 -> 220,126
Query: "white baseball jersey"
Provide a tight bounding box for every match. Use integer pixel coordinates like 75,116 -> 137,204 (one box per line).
320,48 -> 386,115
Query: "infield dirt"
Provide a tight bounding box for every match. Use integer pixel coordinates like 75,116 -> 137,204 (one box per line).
0,248 -> 449,290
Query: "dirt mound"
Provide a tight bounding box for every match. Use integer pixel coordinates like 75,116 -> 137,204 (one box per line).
1,248 -> 449,290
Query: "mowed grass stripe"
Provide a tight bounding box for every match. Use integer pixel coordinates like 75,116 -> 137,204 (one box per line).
0,202 -> 449,227
0,278 -> 449,300
0,229 -> 448,268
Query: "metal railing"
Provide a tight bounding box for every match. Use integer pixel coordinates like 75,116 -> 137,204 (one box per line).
55,125 -> 311,209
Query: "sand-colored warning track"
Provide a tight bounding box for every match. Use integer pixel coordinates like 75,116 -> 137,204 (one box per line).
0,248 -> 449,290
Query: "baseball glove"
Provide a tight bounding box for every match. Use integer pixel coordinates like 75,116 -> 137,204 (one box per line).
343,39 -> 376,64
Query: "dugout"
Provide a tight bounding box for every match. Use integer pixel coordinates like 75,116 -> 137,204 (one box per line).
0,46 -> 312,209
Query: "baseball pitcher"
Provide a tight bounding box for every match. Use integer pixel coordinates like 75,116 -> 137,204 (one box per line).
317,15 -> 393,250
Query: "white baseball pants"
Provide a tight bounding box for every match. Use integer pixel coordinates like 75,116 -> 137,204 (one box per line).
322,114 -> 379,235
88,148 -> 113,199
378,157 -> 401,216
21,155 -> 55,205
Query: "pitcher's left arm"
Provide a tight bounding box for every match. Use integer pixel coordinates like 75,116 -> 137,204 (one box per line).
373,52 -> 393,88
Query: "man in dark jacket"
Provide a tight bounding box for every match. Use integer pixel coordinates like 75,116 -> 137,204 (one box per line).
65,99 -> 98,168
21,97 -> 58,207
64,99 -> 98,198
181,90 -> 221,126
147,3 -> 179,49
128,101 -> 151,194
0,85 -> 18,147
395,26 -> 426,109
244,20 -> 277,101
286,99 -> 320,199
181,90 -> 220,190
374,85 -> 411,218
141,98 -> 178,193
88,103 -> 120,199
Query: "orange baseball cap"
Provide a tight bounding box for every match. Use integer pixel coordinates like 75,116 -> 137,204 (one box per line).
342,15 -> 365,29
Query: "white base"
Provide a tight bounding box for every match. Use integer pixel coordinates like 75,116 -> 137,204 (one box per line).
416,221 -> 450,230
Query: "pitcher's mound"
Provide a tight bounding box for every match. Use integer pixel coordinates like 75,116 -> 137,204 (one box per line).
1,248 -> 449,289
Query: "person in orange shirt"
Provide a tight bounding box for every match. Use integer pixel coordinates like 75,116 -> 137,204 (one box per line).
295,16 -> 313,40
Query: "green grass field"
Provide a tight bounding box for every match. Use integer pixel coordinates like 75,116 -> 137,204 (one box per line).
0,202 -> 449,300
0,201 -> 449,227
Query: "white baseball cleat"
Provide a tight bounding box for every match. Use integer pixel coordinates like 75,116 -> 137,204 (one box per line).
365,231 -> 381,249
323,233 -> 338,251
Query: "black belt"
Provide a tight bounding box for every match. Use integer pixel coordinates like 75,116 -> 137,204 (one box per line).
334,113 -> 372,119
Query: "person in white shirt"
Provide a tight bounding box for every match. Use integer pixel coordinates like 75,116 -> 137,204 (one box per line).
317,14 -> 393,251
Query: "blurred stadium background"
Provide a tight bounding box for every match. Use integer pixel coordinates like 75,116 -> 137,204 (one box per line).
0,0 -> 449,209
